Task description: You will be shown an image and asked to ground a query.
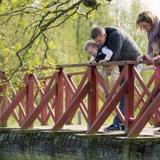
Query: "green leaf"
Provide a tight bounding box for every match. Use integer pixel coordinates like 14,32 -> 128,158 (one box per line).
48,41 -> 56,49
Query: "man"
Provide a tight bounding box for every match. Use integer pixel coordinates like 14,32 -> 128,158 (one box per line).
90,26 -> 142,131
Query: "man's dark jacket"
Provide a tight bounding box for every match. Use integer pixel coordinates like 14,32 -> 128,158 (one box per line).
104,27 -> 141,61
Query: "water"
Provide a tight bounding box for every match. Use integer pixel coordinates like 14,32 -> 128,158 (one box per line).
0,153 -> 82,160
0,130 -> 160,160
0,144 -> 124,160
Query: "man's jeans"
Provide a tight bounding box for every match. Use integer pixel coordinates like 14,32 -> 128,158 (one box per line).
112,64 -> 143,127
113,96 -> 125,126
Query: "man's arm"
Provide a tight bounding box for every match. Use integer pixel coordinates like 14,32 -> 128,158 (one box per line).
107,31 -> 123,61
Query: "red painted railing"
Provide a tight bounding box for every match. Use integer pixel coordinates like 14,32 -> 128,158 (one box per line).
0,61 -> 159,137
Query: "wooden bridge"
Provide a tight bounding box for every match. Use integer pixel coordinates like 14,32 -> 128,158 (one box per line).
0,60 -> 160,137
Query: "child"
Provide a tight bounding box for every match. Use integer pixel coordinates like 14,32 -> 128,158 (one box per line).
84,40 -> 119,86
84,40 -> 113,64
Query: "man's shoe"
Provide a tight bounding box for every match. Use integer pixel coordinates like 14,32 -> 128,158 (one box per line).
121,125 -> 125,131
153,129 -> 160,135
104,124 -> 124,132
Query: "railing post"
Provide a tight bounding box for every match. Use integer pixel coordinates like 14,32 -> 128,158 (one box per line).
55,69 -> 63,122
125,64 -> 134,133
40,79 -> 48,125
65,75 -> 73,124
88,66 -> 98,129
26,74 -> 34,127
19,96 -> 25,126
0,72 -> 8,127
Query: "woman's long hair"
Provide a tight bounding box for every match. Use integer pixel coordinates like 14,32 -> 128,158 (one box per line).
136,11 -> 157,30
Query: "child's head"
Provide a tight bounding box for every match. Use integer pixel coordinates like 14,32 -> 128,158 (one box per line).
84,40 -> 98,56
152,41 -> 160,56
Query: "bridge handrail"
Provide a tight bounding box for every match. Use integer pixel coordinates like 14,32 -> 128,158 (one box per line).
55,60 -> 160,69
0,61 -> 160,137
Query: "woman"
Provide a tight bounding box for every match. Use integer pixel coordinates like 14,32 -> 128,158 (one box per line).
137,11 -> 160,134
136,11 -> 160,57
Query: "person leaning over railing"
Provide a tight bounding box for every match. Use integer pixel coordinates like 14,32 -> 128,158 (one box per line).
84,40 -> 113,64
139,41 -> 160,135
90,26 -> 142,132
83,39 -> 119,86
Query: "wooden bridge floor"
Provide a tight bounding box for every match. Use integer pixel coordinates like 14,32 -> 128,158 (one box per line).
28,125 -> 160,138
1,125 -> 160,138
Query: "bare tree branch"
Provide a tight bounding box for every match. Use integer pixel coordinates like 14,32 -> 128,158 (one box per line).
1,0 -> 100,80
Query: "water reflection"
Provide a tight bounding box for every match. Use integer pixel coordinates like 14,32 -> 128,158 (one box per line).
0,152 -> 83,160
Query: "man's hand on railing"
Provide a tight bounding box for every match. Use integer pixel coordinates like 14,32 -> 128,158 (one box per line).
137,55 -> 149,62
99,59 -> 107,64
136,55 -> 143,62
137,55 -> 154,65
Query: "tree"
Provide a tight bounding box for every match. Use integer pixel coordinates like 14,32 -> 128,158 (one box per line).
0,0 -> 148,81
0,0 -> 99,79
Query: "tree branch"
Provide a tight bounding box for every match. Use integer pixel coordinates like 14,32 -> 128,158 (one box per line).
1,0 -> 99,80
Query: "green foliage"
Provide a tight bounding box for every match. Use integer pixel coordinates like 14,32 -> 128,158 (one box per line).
0,0 -> 149,84
0,0 -> 154,128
